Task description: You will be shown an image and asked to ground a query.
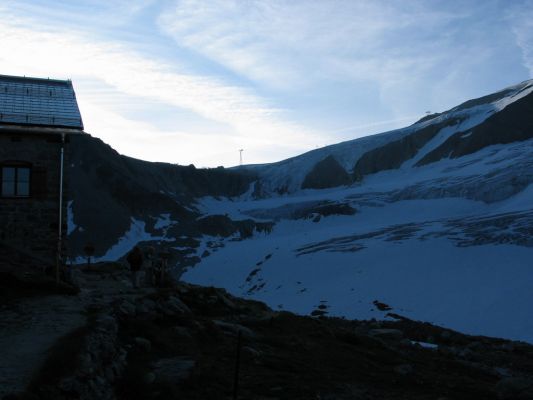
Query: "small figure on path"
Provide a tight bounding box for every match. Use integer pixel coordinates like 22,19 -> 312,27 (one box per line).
127,246 -> 143,289
144,246 -> 155,287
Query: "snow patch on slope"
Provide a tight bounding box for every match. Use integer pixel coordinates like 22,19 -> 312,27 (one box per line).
67,201 -> 77,235
72,218 -> 173,264
246,79 -> 533,195
182,197 -> 533,343
492,81 -> 533,111
153,213 -> 178,235
183,133 -> 533,343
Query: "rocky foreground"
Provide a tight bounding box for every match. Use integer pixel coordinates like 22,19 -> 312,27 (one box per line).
2,264 -> 533,400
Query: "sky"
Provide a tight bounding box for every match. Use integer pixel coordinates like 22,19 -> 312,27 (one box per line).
0,0 -> 531,167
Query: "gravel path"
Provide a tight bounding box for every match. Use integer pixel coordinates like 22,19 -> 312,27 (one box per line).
0,269 -> 148,397
0,294 -> 86,397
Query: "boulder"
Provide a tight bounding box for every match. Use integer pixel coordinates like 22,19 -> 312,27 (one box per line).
241,346 -> 261,362
495,377 -> 533,400
153,357 -> 195,383
143,372 -> 156,385
116,300 -> 136,317
394,364 -> 414,376
158,295 -> 191,316
368,329 -> 403,340
134,337 -> 152,352
301,155 -> 351,189
212,320 -> 255,338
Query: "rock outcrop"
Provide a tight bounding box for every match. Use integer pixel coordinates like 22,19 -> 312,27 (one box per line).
352,117 -> 463,178
67,134 -> 257,259
301,155 -> 352,189
416,90 -> 533,166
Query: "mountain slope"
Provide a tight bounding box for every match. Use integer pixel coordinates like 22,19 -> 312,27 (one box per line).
68,80 -> 533,343
67,135 -> 256,264
244,79 -> 533,195
180,80 -> 533,343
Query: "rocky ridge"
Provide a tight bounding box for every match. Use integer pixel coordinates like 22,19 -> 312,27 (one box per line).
3,264 -> 533,400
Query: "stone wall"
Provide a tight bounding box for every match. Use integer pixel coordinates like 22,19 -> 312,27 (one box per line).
0,131 -> 72,267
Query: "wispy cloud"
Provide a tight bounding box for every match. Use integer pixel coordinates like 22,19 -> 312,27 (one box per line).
330,115 -> 421,136
0,11 -> 325,165
158,1 -> 465,92
0,1 -> 530,166
507,1 -> 533,76
159,0 -> 530,119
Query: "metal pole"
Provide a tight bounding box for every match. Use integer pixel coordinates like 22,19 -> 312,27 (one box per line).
56,133 -> 65,284
232,330 -> 242,400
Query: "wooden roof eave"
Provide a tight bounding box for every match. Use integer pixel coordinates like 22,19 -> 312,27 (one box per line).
0,124 -> 86,136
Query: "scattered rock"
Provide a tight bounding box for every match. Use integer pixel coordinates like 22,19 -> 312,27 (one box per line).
104,366 -> 115,382
394,364 -> 414,376
134,337 -> 152,352
95,315 -> 117,333
457,347 -> 474,360
172,326 -> 193,339
117,300 -> 136,317
440,330 -> 452,341
135,303 -> 150,315
372,300 -> 392,311
217,291 -> 238,309
143,372 -> 156,385
368,329 -> 403,340
241,346 -> 261,361
160,295 -> 191,316
495,377 -> 533,399
152,357 -> 195,383
467,341 -> 483,351
501,342 -> 515,352
494,367 -> 513,378
212,320 -> 255,338
310,309 -> 328,317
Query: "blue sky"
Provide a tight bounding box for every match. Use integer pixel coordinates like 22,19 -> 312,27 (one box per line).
0,0 -> 531,167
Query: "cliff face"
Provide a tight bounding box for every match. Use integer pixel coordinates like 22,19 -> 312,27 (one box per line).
181,81 -> 533,345
416,89 -> 533,166
301,155 -> 352,189
67,134 -> 256,261
246,79 -> 533,195
60,80 -> 533,347
65,80 -> 533,265
352,117 -> 464,178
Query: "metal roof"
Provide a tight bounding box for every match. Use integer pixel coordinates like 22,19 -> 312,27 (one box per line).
0,74 -> 83,130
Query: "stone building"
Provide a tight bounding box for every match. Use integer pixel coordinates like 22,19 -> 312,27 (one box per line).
0,74 -> 84,269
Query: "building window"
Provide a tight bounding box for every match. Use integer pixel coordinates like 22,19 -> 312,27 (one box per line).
1,166 -> 30,197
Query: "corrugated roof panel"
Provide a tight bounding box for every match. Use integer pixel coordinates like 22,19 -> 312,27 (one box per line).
0,75 -> 84,129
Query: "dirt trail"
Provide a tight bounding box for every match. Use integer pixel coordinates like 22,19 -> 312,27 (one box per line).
0,269 -> 149,397
0,294 -> 86,396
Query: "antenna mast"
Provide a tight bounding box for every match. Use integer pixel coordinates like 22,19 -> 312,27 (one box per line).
239,149 -> 244,166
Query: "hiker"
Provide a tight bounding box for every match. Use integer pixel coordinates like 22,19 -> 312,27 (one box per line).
158,251 -> 171,287
153,258 -> 162,287
127,246 -> 143,289
144,246 -> 155,287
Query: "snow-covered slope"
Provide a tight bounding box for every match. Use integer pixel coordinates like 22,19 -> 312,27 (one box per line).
181,80 -> 533,343
244,79 -> 533,195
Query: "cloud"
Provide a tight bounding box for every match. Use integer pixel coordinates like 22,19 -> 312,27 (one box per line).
0,13 -> 325,165
330,115 -> 421,137
507,2 -> 533,76
159,0 -> 502,127
1,1 -> 530,167
158,1 -> 466,92
1,0 -> 157,31
77,98 -> 240,166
